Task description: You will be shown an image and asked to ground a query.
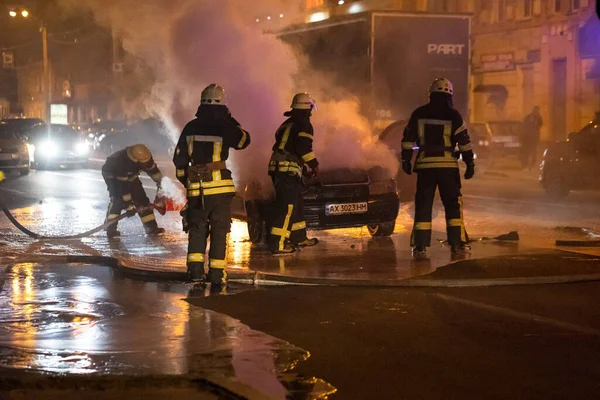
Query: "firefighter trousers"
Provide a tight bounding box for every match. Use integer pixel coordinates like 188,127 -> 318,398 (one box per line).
186,193 -> 233,281
411,168 -> 467,247
104,177 -> 158,233
268,173 -> 308,252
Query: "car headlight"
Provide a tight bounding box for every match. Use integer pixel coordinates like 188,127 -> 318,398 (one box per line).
75,142 -> 89,155
40,140 -> 58,157
369,180 -> 397,196
477,140 -> 490,147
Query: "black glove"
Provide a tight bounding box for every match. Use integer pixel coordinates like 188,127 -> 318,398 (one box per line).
402,161 -> 412,175
464,163 -> 475,180
180,209 -> 189,233
311,166 -> 320,177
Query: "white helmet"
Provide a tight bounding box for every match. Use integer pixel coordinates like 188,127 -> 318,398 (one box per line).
291,92 -> 317,110
429,78 -> 453,95
201,84 -> 227,106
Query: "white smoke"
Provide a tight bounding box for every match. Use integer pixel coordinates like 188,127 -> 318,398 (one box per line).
59,0 -> 399,186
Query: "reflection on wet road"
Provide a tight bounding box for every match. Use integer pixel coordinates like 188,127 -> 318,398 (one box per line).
0,263 -> 335,398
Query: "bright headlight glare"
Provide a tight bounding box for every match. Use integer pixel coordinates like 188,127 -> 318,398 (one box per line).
41,141 -> 58,157
75,142 -> 89,155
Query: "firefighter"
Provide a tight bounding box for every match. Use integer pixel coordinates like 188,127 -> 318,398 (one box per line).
401,78 -> 474,258
102,144 -> 165,238
268,93 -> 320,254
173,83 -> 251,285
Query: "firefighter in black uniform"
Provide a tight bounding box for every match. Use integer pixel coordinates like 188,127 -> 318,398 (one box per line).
401,78 -> 474,257
102,144 -> 165,238
173,84 -> 251,285
268,93 -> 320,254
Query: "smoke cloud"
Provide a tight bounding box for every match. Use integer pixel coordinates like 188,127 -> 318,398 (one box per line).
58,0 -> 399,187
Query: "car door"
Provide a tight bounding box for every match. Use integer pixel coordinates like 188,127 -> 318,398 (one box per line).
571,123 -> 600,189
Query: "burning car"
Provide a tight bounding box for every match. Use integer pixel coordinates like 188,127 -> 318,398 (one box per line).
244,166 -> 400,243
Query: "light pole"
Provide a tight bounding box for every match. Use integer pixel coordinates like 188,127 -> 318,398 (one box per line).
8,8 -> 50,122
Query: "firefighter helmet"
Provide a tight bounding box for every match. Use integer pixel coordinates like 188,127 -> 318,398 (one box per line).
201,84 -> 227,106
291,92 -> 317,110
127,144 -> 152,163
429,78 -> 454,95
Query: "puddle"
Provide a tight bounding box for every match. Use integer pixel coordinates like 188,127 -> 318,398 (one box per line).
0,263 -> 335,399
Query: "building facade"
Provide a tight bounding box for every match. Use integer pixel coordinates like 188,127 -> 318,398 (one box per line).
472,0 -> 597,141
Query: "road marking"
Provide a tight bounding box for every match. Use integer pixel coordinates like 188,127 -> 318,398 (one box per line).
0,187 -> 27,195
434,293 -> 600,336
45,171 -> 156,190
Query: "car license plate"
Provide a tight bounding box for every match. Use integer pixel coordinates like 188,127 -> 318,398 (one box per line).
325,202 -> 368,216
0,154 -> 14,160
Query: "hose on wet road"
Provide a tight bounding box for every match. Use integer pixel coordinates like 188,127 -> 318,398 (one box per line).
0,193 -> 145,240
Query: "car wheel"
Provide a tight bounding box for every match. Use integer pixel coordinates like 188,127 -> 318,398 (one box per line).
19,168 -> 30,176
544,175 -> 570,199
367,221 -> 395,237
246,200 -> 267,244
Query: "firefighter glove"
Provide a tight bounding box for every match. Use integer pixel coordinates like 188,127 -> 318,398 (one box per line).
464,163 -> 475,180
311,166 -> 320,177
402,161 -> 412,175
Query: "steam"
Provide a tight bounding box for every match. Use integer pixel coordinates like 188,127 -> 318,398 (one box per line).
59,0 -> 399,185
159,177 -> 186,209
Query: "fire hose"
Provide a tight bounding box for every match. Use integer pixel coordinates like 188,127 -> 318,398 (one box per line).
0,194 -> 168,240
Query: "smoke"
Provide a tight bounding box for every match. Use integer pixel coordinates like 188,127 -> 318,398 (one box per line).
58,0 -> 399,186
159,177 -> 186,209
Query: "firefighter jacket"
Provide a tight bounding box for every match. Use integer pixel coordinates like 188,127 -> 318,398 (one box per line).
102,147 -> 163,185
173,105 -> 250,198
401,99 -> 473,170
269,114 -> 319,177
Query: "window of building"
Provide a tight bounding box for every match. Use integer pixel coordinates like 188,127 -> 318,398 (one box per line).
523,0 -> 533,17
496,0 -> 506,21
533,0 -> 542,15
571,0 -> 581,11
554,0 -> 562,13
306,0 -> 324,9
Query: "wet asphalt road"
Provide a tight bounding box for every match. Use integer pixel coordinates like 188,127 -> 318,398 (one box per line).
2,163 -> 600,398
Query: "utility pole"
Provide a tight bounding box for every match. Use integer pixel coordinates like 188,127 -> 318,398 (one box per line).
41,23 -> 50,122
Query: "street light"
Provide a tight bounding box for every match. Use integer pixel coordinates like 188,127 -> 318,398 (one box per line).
7,8 -> 50,122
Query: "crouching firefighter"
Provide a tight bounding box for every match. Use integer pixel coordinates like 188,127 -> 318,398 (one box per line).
268,93 -> 320,255
102,144 -> 165,238
173,83 -> 251,285
401,78 -> 475,258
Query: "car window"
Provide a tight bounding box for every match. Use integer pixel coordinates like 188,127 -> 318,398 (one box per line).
0,125 -> 19,140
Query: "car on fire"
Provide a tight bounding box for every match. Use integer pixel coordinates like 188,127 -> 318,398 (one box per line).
0,121 -> 32,176
540,119 -> 600,199
244,166 -> 400,243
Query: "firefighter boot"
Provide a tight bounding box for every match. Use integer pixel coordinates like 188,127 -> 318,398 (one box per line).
207,268 -> 227,286
412,245 -> 427,259
187,263 -> 206,282
144,221 -> 165,236
106,224 -> 120,239
451,243 -> 471,254
271,240 -> 296,255
295,238 -> 319,248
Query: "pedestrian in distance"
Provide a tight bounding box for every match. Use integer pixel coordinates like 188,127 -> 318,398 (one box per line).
520,106 -> 543,170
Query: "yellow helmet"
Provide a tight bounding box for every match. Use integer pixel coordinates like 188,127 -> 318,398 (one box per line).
429,78 -> 454,95
201,84 -> 227,106
291,92 -> 317,110
127,144 -> 152,163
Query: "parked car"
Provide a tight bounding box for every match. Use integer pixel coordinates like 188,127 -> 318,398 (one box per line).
540,119 -> 600,198
29,124 -> 90,169
96,118 -> 174,156
244,166 -> 400,243
88,120 -> 129,151
486,120 -> 524,158
0,122 -> 31,176
468,122 -> 493,166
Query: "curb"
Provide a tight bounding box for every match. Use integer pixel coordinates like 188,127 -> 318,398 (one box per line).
5,254 -> 600,288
